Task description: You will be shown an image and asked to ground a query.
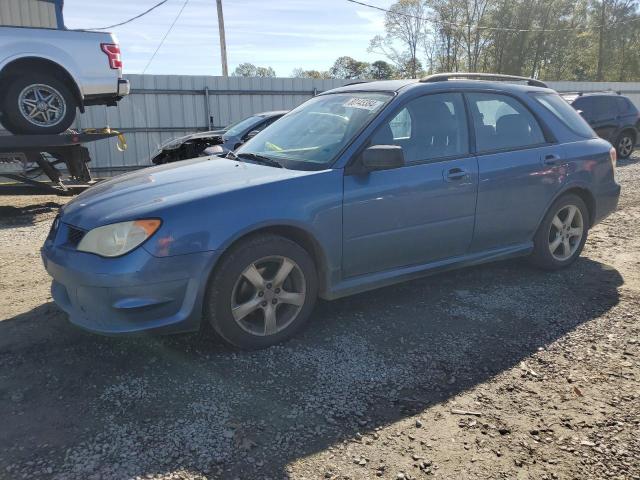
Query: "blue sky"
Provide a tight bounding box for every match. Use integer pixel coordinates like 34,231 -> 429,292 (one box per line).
62,0 -> 395,76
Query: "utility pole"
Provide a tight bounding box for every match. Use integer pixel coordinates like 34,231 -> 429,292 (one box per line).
216,0 -> 229,77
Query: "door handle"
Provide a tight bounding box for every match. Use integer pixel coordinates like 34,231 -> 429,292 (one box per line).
445,167 -> 468,181
542,153 -> 562,166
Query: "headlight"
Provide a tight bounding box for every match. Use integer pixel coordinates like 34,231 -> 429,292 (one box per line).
77,219 -> 161,257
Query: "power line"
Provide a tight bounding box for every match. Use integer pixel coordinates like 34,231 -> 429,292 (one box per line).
142,0 -> 191,74
346,0 -> 640,33
83,0 -> 170,30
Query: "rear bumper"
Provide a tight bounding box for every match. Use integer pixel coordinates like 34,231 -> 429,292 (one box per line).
82,79 -> 130,107
594,182 -> 621,225
117,78 -> 130,97
41,244 -> 219,335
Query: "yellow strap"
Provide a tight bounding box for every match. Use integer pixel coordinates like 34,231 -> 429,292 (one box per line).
79,127 -> 128,152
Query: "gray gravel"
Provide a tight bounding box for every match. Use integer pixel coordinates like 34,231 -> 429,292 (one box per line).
0,155 -> 639,479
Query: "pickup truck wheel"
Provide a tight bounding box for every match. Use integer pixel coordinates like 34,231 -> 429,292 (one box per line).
2,74 -> 77,134
205,234 -> 318,350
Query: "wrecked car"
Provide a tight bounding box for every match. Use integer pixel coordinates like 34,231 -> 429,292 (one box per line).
151,110 -> 288,164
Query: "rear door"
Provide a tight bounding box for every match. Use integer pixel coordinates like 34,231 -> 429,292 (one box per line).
615,96 -> 639,131
466,92 -> 563,253
342,92 -> 478,277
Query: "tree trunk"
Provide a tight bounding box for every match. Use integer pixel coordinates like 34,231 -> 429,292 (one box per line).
596,0 -> 606,81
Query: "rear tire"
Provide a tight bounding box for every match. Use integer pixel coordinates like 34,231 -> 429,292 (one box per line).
204,234 -> 318,350
615,131 -> 635,159
1,74 -> 77,134
529,194 -> 589,270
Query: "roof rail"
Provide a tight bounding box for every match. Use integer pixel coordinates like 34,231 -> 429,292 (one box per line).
560,90 -> 621,96
420,72 -> 548,88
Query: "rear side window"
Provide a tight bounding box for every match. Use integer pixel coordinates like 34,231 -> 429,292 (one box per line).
593,97 -> 615,120
534,93 -> 596,138
466,92 -> 546,152
615,96 -> 637,114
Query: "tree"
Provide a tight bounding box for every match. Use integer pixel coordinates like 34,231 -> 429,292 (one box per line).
329,56 -> 370,79
291,68 -> 332,79
232,63 -> 276,77
368,60 -> 397,79
368,0 -> 430,78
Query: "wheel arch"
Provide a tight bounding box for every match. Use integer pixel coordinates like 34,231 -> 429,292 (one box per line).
0,57 -> 83,112
208,222 -> 331,298
618,127 -> 637,143
546,185 -> 596,228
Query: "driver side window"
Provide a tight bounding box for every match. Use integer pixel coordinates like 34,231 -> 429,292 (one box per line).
370,93 -> 469,164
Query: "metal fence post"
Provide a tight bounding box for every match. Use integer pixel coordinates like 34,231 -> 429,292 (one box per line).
204,86 -> 212,130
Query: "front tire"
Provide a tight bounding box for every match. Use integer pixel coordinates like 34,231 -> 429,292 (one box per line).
205,234 -> 318,349
1,74 -> 77,134
615,131 -> 635,159
529,194 -> 589,270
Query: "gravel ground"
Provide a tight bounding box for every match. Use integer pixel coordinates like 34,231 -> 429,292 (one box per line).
0,156 -> 638,480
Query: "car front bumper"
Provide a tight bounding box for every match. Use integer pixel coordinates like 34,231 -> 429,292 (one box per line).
41,242 -> 219,335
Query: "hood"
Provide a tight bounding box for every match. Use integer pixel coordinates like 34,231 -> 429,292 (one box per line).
157,130 -> 225,151
61,157 -> 316,230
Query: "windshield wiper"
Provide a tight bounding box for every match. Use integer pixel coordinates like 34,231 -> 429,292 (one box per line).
236,152 -> 283,168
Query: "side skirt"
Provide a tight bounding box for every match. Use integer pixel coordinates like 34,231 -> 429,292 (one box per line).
324,242 -> 533,300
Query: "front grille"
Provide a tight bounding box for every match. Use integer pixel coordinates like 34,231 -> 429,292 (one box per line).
66,226 -> 85,247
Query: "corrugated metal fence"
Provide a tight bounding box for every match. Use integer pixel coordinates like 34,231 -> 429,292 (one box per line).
0,0 -> 58,29
6,75 -> 640,173
77,75 -> 349,173
547,81 -> 640,106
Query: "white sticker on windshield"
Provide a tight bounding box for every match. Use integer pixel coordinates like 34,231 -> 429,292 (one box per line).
342,97 -> 384,111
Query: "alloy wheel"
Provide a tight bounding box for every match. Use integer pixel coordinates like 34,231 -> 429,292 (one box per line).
18,84 -> 67,128
618,136 -> 634,158
230,256 -> 306,336
548,204 -> 584,261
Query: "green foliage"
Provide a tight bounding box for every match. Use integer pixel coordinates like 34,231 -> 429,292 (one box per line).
368,60 -> 397,79
291,68 -> 333,79
370,0 -> 640,81
329,56 -> 371,79
232,63 -> 276,78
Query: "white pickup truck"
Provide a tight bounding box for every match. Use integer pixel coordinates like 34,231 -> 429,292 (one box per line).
0,27 -> 130,134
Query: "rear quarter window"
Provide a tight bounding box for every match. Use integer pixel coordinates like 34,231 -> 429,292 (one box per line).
533,93 -> 596,139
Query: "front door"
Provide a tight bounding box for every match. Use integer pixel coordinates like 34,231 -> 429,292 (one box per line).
342,92 -> 478,278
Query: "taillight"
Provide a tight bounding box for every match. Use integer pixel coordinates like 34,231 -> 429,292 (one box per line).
101,43 -> 122,70
609,146 -> 617,168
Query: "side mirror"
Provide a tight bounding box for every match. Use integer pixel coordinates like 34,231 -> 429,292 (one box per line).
361,145 -> 405,171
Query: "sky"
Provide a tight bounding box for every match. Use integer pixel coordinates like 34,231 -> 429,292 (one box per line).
62,0 -> 396,77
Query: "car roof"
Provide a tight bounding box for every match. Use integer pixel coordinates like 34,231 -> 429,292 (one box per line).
323,79 -> 554,96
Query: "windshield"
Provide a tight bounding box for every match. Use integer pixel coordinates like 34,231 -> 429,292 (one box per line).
224,115 -> 265,137
236,92 -> 392,168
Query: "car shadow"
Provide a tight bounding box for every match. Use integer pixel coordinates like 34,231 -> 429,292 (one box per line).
617,156 -> 639,168
0,256 -> 623,479
0,201 -> 62,229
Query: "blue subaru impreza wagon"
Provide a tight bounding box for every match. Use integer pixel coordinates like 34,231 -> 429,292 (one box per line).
42,73 -> 621,349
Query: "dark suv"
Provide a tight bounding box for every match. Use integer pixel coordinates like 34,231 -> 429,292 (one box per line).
562,92 -> 639,158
